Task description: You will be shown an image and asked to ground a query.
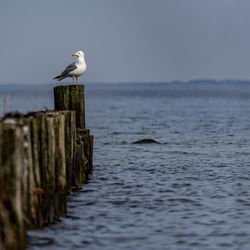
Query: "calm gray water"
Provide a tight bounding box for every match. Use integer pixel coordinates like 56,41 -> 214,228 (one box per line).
1,82 -> 250,250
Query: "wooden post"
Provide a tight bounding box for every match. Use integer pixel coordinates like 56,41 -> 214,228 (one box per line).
89,135 -> 94,174
59,111 -> 76,193
26,116 -> 43,227
54,85 -> 85,129
45,112 -> 67,220
75,129 -> 93,183
0,122 -> 27,250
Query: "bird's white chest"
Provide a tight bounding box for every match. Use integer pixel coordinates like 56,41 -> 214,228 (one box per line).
69,63 -> 86,77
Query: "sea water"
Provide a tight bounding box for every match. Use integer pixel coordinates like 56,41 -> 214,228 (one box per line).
1,82 -> 250,250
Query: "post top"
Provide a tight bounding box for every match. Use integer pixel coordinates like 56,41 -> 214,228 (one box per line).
54,84 -> 85,129
54,84 -> 84,90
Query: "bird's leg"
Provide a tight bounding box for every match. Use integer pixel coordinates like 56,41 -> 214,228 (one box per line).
72,77 -> 75,85
76,77 -> 78,87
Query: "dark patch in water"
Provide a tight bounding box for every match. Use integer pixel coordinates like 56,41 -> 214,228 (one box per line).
132,138 -> 160,144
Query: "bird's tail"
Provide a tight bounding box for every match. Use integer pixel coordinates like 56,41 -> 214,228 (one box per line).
53,75 -> 67,81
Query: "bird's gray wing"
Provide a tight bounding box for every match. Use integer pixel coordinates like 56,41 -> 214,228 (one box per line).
61,62 -> 77,76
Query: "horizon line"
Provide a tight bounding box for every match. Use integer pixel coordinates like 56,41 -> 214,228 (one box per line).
1,78 -> 250,85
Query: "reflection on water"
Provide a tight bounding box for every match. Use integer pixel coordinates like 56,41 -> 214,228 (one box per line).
1,82 -> 250,250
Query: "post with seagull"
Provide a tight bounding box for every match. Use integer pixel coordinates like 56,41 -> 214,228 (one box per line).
53,50 -> 87,128
54,85 -> 85,129
0,50 -> 92,250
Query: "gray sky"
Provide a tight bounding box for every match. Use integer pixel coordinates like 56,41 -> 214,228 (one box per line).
1,0 -> 250,83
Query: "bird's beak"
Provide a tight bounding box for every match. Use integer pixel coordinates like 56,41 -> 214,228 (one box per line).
72,53 -> 76,56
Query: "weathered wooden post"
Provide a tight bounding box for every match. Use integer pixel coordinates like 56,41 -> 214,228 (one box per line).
0,122 -> 27,250
59,111 -> 76,193
47,112 -> 67,220
54,85 -> 85,129
54,85 -> 93,186
25,115 -> 43,227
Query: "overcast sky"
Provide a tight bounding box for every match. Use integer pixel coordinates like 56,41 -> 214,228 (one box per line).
1,0 -> 250,84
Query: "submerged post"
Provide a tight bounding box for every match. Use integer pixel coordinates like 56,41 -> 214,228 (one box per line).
54,85 -> 85,129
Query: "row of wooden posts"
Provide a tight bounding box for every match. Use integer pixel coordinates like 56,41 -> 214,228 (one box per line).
0,85 -> 93,250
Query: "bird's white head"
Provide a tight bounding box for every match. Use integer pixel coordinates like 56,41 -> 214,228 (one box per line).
72,51 -> 84,58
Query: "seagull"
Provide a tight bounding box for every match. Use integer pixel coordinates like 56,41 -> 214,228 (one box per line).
54,51 -> 87,86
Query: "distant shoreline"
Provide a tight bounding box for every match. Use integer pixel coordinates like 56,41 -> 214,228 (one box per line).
0,79 -> 250,85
